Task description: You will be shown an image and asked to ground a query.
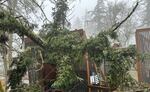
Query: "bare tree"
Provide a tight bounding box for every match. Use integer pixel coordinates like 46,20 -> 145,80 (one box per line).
85,0 -> 140,46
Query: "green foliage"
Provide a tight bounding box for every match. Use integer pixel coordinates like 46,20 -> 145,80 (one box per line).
44,29 -> 84,88
0,10 -> 46,48
8,48 -> 33,90
52,56 -> 78,89
106,46 -> 136,88
85,31 -> 112,64
21,84 -> 41,92
52,0 -> 69,29
85,30 -> 136,89
39,0 -> 84,89
109,31 -> 118,39
11,84 -> 41,92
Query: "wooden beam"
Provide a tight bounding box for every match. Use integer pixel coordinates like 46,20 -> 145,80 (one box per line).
84,52 -> 91,92
135,30 -> 142,82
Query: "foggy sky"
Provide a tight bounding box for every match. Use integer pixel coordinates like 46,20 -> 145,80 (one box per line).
41,0 -> 136,28
70,0 -> 97,23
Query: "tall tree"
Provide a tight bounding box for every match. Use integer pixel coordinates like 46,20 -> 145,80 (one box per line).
86,0 -> 139,46
52,0 -> 69,30
92,0 -> 106,31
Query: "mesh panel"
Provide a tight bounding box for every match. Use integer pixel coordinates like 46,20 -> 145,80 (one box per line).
136,29 -> 150,83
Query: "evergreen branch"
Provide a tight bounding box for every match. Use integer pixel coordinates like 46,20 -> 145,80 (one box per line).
0,0 -> 8,5
32,0 -> 50,22
111,1 -> 139,32
0,12 -> 47,48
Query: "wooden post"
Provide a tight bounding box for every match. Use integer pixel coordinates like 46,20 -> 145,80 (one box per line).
135,30 -> 142,82
84,52 -> 91,92
2,46 -> 8,91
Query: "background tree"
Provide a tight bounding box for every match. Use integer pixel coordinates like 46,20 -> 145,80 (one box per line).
72,17 -> 83,29
92,0 -> 106,31
85,0 -> 140,46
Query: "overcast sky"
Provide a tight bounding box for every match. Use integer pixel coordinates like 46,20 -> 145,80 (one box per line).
70,0 -> 97,22
70,0 -> 135,22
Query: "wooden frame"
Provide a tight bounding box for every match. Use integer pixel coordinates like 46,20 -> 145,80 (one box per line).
84,52 -> 115,92
135,28 -> 150,82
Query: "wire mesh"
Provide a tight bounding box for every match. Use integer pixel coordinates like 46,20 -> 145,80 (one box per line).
136,28 -> 150,83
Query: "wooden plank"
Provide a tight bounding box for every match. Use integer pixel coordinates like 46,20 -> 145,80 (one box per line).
137,28 -> 150,32
84,52 -> 91,92
135,29 -> 142,82
88,84 -> 116,92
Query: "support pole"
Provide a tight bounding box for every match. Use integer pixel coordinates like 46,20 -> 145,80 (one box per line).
84,52 -> 91,92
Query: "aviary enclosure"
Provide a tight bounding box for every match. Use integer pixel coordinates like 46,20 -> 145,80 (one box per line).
136,28 -> 150,84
